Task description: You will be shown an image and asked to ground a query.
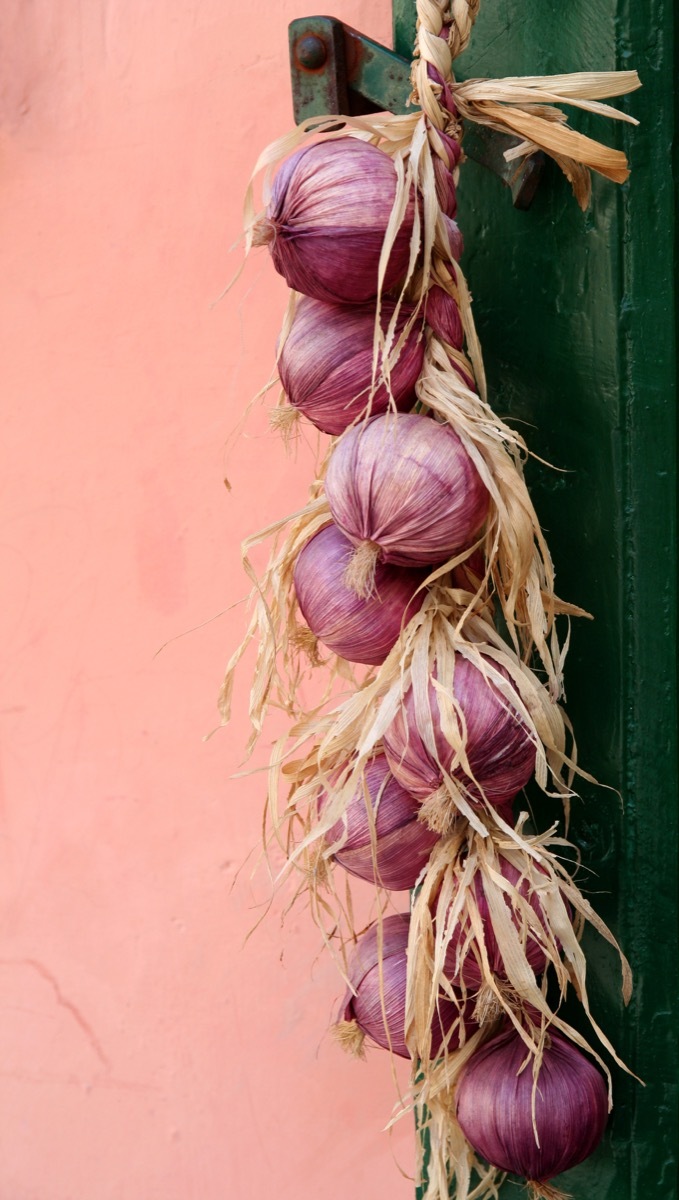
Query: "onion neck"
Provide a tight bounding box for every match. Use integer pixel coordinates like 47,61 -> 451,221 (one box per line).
292,623 -> 321,666
418,784 -> 457,834
344,540 -> 381,598
251,216 -> 278,247
527,1182 -> 571,1200
472,982 -> 503,1024
333,1019 -> 367,1060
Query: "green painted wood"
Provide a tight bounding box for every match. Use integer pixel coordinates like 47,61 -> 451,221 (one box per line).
392,0 -> 416,59
403,3 -> 678,1197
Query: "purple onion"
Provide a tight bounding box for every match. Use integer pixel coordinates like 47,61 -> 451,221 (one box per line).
443,857 -> 555,990
294,524 -> 426,665
339,913 -> 475,1059
253,139 -> 415,304
319,754 -> 438,890
383,653 -> 537,810
324,413 -> 489,591
425,285 -> 464,348
456,1027 -> 609,1187
278,297 -> 424,436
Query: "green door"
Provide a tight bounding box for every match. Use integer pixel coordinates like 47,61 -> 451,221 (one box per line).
435,6 -> 677,1198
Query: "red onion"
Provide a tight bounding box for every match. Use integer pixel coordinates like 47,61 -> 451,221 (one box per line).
383,653 -> 536,815
324,412 -> 489,594
278,296 -> 424,435
425,284 -> 463,348
338,913 -> 474,1059
456,1026 -> 608,1191
294,524 -> 426,665
253,139 -> 415,304
443,857 -> 555,990
319,754 -> 438,890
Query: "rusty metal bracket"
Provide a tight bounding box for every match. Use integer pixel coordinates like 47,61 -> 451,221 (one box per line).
289,15 -> 544,210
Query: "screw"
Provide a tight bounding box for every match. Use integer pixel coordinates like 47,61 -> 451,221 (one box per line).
296,35 -> 327,71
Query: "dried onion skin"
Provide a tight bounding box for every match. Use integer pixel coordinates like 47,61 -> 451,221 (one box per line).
294,524 -> 427,666
255,139 -> 416,304
320,754 -> 438,890
456,1026 -> 609,1184
278,296 -> 424,435
383,653 -> 537,810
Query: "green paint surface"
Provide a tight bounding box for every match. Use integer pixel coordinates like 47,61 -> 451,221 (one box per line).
436,3 -> 676,1197
407,3 -> 677,1196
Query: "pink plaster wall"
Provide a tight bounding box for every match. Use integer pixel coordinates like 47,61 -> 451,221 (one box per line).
0,3 -> 415,1197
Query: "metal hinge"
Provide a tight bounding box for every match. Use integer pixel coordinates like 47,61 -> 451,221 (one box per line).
288,15 -> 544,210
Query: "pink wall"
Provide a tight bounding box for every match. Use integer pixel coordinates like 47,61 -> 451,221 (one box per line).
0,3 -> 415,1197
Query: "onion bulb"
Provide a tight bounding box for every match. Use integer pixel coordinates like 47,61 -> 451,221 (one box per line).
443,856 -> 558,991
382,653 -> 536,821
456,1026 -> 608,1194
325,412 -> 489,595
337,913 -> 474,1060
278,296 -> 424,435
294,524 -> 426,666
253,139 -> 415,304
319,754 -> 438,890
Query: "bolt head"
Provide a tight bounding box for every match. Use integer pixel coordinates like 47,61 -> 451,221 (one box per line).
296,34 -> 327,71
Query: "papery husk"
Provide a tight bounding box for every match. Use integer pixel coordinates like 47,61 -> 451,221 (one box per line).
527,1184 -> 570,1200
406,822 -> 633,1080
416,332 -> 589,699
451,73 -> 641,210
409,1025 -> 506,1200
404,816 -> 634,1200
263,728 -> 394,977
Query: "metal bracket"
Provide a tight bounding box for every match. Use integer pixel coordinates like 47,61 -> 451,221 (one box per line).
289,15 -> 544,210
